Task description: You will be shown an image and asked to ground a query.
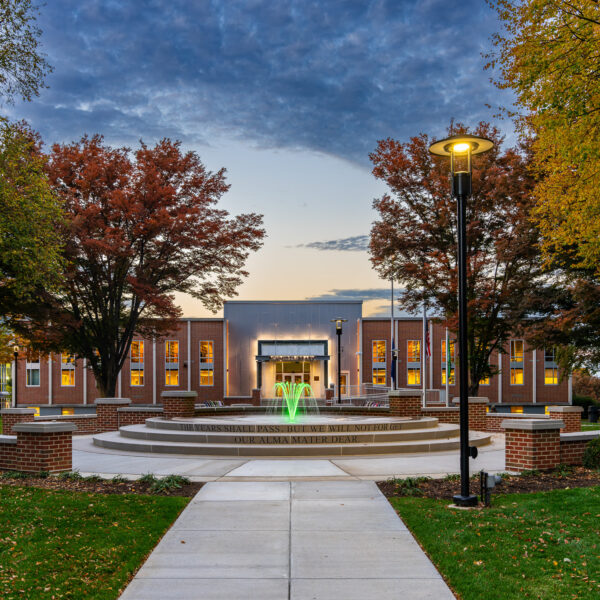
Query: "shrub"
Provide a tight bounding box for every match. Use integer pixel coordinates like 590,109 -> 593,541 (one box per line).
583,437 -> 600,469
149,474 -> 191,494
111,474 -> 128,484
138,473 -> 158,485
572,394 -> 598,419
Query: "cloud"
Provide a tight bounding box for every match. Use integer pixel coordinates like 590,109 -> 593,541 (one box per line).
4,0 -> 513,163
299,235 -> 369,252
305,288 -> 397,302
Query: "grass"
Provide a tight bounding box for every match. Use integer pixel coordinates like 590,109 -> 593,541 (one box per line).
0,485 -> 188,599
582,420 -> 600,431
390,486 -> 600,600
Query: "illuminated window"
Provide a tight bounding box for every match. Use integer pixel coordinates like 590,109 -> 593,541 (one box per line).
61,407 -> 75,415
372,368 -> 386,385
130,341 -> 144,386
441,368 -> 455,385
510,368 -> 524,385
407,340 -> 421,362
544,347 -> 556,362
479,374 -> 490,385
510,340 -> 524,363
441,340 -> 455,385
61,354 -> 75,387
407,368 -> 421,386
545,367 -> 558,385
26,358 -> 40,387
199,341 -> 214,386
165,341 -> 179,386
372,340 -> 386,363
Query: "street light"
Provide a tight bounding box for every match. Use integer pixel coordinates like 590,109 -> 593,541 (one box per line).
429,133 -> 494,507
12,345 -> 19,408
330,318 -> 347,404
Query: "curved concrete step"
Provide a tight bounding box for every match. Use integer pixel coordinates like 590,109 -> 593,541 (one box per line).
118,422 -> 460,445
92,430 -> 492,457
143,416 -> 439,433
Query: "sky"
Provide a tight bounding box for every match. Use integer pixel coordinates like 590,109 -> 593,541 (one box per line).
5,0 -> 514,318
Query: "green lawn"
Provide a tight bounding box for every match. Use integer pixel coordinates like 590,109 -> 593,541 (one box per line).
390,486 -> 600,600
582,420 -> 600,431
0,486 -> 188,599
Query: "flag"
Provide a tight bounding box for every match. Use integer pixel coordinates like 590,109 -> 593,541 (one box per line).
425,316 -> 431,358
390,338 -> 396,387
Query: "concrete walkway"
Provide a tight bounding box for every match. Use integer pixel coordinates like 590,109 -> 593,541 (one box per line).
119,481 -> 455,600
73,434 -> 505,480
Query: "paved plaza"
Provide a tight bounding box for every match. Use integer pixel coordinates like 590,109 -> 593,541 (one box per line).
119,480 -> 456,600
73,433 -> 505,481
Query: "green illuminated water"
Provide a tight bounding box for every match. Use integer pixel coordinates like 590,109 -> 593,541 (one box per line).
273,381 -> 316,422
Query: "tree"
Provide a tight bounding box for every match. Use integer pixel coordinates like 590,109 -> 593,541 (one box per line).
11,136 -> 265,397
0,121 -> 63,311
486,1 -> 600,273
369,122 -> 547,395
0,0 -> 52,103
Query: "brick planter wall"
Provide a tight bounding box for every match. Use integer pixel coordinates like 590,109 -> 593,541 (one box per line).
548,405 -> 582,433
34,414 -> 99,435
1,408 -> 35,435
118,407 -> 163,427
559,432 -> 600,465
388,391 -> 422,418
95,398 -> 132,431
0,436 -> 17,470
422,407 -> 459,424
13,422 -> 77,473
161,391 -> 197,419
486,412 -> 548,433
502,419 -> 563,472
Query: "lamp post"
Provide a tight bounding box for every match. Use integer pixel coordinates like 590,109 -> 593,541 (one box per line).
12,345 -> 19,408
330,318 -> 347,404
429,133 -> 494,507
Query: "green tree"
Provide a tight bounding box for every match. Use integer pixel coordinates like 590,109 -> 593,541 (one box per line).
487,1 -> 600,272
0,0 -> 52,103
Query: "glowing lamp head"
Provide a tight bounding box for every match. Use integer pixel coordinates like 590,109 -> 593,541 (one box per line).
331,317 -> 347,333
13,345 -> 19,354
452,142 -> 471,154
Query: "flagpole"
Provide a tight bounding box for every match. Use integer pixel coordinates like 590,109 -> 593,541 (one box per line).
445,327 -> 450,407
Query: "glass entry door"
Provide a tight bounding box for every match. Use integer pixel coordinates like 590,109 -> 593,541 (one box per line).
275,361 -> 311,396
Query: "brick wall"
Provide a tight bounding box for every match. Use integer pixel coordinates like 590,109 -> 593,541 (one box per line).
388,391 -> 422,418
95,398 -> 131,431
503,419 -> 563,472
1,409 -> 35,434
0,437 -> 17,470
422,407 -> 459,424
560,440 -> 588,465
33,414 -> 99,435
118,408 -> 163,427
548,406 -> 582,433
162,391 -> 197,419
12,423 -> 76,473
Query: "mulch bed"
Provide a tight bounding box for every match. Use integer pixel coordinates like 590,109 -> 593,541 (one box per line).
377,466 -> 600,500
0,474 -> 203,497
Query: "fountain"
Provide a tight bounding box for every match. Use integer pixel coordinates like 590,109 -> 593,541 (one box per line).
269,381 -> 320,422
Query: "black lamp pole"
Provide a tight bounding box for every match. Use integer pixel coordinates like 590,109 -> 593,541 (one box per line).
331,318 -> 347,404
429,134 -> 494,507
13,346 -> 18,408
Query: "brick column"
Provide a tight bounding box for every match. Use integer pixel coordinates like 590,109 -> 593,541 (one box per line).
251,388 -> 261,406
388,390 -> 423,419
95,398 -> 131,431
161,391 -> 197,419
548,405 -> 582,433
13,422 -> 77,473
502,419 -> 563,473
1,408 -> 35,435
467,397 -> 489,432
325,389 -> 334,402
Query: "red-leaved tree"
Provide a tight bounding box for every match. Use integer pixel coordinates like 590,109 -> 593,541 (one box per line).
12,135 -> 264,397
369,122 -> 548,395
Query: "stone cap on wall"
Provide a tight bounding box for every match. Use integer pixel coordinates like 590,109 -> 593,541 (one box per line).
13,422 -> 78,433
422,406 -> 459,412
0,408 -> 36,415
560,431 -> 600,442
161,391 -> 198,398
0,435 -> 17,444
95,398 -> 132,405
452,397 -> 489,404
547,405 -> 583,413
487,412 -> 548,419
117,406 -> 163,412
34,414 -> 97,420
389,390 -> 423,398
501,419 -> 563,431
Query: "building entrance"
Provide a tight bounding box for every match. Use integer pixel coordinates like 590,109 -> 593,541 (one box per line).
275,361 -> 311,396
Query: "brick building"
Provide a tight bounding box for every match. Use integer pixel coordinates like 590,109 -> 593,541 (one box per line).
11,300 -> 570,410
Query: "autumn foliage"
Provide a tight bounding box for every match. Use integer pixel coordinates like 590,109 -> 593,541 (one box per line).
369,122 -> 545,394
13,136 -> 264,397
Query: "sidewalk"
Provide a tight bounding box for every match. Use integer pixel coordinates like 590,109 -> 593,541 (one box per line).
119,480 -> 455,600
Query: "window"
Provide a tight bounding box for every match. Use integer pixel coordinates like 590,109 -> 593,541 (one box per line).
510,340 -> 524,385
26,358 -> 40,387
407,368 -> 421,385
61,354 -> 75,386
372,340 -> 386,363
479,374 -> 490,386
407,340 -> 421,363
130,341 -> 144,386
372,368 -> 386,385
545,367 -> 558,385
165,341 -> 179,386
544,347 -> 555,362
441,340 -> 455,385
200,341 -> 214,386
